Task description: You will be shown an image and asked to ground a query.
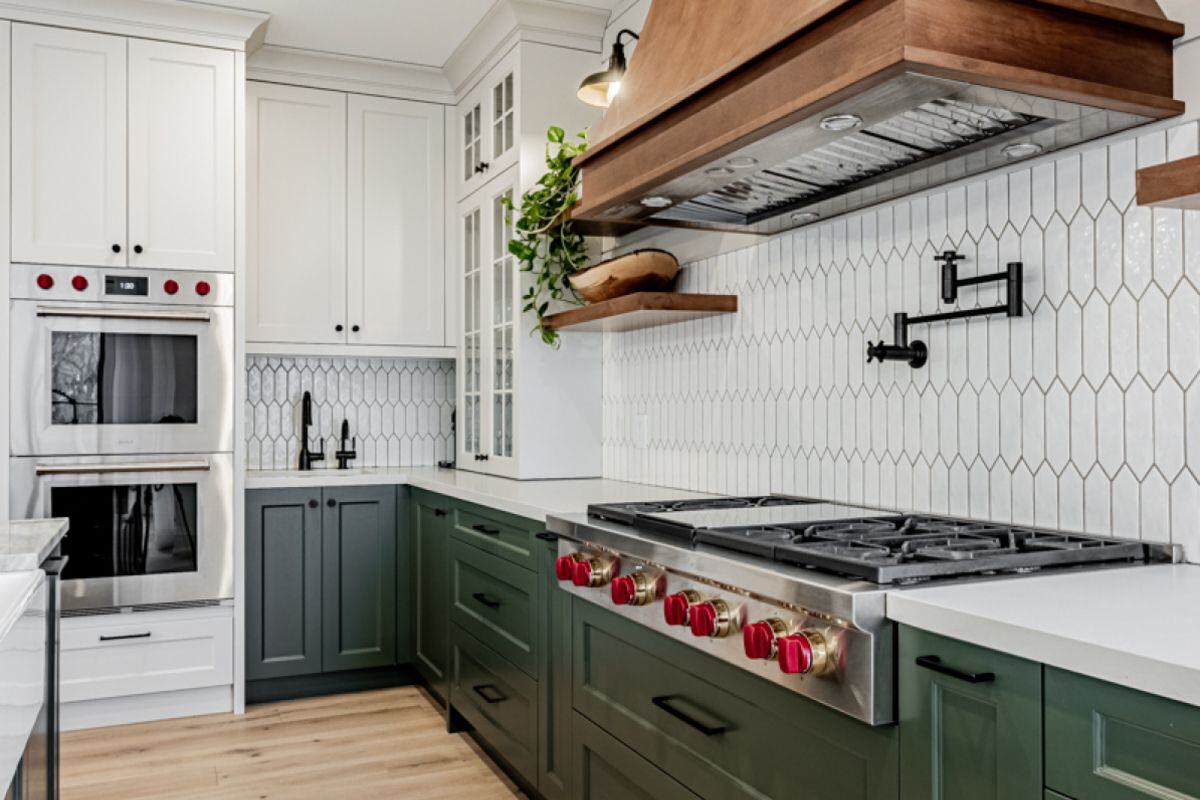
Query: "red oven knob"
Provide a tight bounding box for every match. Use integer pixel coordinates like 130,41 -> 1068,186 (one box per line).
743,620 -> 784,660
195,280 -> 211,296
36,273 -> 54,290
610,572 -> 658,606
163,279 -> 179,295
611,575 -> 636,605
572,556 -> 616,588
777,630 -> 832,676
71,275 -> 88,291
663,590 -> 700,626
689,602 -> 717,637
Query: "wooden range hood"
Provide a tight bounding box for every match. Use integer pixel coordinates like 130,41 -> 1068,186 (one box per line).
571,0 -> 1185,236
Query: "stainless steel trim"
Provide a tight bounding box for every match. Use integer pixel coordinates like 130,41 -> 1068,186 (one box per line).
34,459 -> 211,475
35,307 -> 211,323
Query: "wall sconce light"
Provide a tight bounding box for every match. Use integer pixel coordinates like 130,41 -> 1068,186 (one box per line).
577,29 -> 639,108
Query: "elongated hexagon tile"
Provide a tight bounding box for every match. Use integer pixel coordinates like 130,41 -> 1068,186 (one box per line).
1154,378 -> 1186,481
1081,147 -> 1108,217
1169,283 -> 1200,385
1108,290 -> 1139,388
1123,378 -> 1155,479
1095,202 -> 1124,301
1058,466 -> 1084,532
1096,378 -> 1125,476
1083,466 -> 1112,535
1139,469 -> 1170,544
1138,285 -> 1169,386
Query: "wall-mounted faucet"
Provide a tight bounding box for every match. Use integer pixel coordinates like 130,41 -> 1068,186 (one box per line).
335,418 -> 357,470
298,390 -> 325,470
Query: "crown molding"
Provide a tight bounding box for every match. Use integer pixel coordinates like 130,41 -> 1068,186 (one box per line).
246,45 -> 454,104
443,0 -> 608,98
0,0 -> 269,50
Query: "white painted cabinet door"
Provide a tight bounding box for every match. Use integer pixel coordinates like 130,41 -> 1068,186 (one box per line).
246,82 -> 347,345
347,95 -> 445,347
11,24 -> 127,267
127,40 -> 235,271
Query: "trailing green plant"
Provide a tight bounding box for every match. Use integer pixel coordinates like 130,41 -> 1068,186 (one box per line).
502,126 -> 589,347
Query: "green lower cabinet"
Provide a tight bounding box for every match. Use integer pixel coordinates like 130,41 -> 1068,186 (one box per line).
1044,666 -> 1200,800
537,536 -> 573,800
412,490 -> 452,701
449,538 -> 538,676
573,712 -> 700,800
573,599 -> 898,800
898,626 -> 1042,800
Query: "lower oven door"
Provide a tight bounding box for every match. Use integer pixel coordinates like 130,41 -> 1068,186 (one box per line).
10,455 -> 233,611
10,300 -> 233,456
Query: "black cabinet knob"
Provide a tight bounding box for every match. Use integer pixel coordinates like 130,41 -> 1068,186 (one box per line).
133,244 -> 143,254
308,499 -> 318,509
326,498 -> 337,507
335,324 -> 344,332
111,244 -> 121,253
351,325 -> 360,332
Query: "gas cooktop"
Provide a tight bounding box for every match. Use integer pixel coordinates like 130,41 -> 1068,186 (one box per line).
588,496 -> 1164,585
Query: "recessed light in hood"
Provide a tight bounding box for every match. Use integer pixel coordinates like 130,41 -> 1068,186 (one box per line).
1002,142 -> 1045,160
819,114 -> 863,132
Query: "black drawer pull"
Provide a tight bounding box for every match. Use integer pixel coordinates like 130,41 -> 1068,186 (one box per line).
471,524 -> 501,536
472,683 -> 507,704
99,632 -> 151,642
535,532 -> 558,542
916,655 -> 995,684
433,508 -> 448,517
472,592 -> 502,609
651,695 -> 728,736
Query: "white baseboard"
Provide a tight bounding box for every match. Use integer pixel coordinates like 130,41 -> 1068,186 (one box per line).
61,685 -> 233,732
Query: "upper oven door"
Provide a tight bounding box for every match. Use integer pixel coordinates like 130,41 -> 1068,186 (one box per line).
11,301 -> 233,456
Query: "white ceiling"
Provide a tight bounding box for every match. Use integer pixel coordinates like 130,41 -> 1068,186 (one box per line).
192,0 -> 623,67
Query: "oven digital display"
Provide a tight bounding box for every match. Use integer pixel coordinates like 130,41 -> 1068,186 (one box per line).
104,275 -> 148,296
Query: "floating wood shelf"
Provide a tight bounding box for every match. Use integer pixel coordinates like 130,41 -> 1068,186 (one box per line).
1137,155 -> 1200,210
543,292 -> 737,333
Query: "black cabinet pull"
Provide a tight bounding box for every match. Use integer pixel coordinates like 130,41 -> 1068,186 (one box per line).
472,592 -> 502,609
326,498 -> 337,507
651,696 -> 728,736
535,532 -> 558,542
433,508 -> 448,517
351,325 -> 360,332
471,524 -> 501,536
472,684 -> 506,704
308,499 -> 318,509
111,243 -> 122,253
915,655 -> 995,684
99,632 -> 151,642
335,324 -> 344,332
133,244 -> 143,254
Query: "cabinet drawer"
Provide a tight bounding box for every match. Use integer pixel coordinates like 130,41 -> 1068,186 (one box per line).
573,601 -> 898,800
452,503 -> 538,570
450,624 -> 537,783
1045,667 -> 1200,800
573,712 -> 700,800
61,607 -> 233,702
450,538 -> 537,676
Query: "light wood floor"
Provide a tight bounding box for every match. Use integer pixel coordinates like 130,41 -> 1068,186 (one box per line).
60,687 -> 526,800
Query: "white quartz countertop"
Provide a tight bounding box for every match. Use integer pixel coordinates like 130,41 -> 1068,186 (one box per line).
0,571 -> 43,644
0,518 -> 69,572
245,466 -> 711,521
0,569 -> 45,793
888,563 -> 1200,707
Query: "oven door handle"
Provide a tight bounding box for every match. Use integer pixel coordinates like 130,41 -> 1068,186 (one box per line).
34,459 -> 212,475
35,306 -> 212,323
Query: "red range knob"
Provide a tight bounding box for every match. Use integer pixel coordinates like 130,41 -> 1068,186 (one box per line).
71,275 -> 89,291
36,273 -> 54,290
555,555 -> 578,581
611,575 -> 636,605
777,633 -> 815,675
572,559 -> 593,587
689,602 -> 718,637
743,621 -> 779,660
195,280 -> 211,296
663,591 -> 696,626
163,279 -> 179,295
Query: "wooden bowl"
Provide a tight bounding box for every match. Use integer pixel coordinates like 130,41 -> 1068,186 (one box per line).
569,249 -> 679,303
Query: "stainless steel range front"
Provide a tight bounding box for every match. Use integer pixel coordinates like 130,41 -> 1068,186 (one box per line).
547,497 -> 1178,725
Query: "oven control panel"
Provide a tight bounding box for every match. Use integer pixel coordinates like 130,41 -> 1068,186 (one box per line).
12,264 -> 232,306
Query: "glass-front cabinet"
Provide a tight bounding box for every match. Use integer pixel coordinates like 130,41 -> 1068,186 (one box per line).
458,49 -> 519,200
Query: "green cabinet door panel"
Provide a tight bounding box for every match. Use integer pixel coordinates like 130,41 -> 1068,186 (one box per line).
449,538 -> 538,677
1045,666 -> 1200,800
451,502 -> 540,571
538,537 -> 572,800
245,488 -> 323,680
321,485 -> 398,672
450,623 -> 538,784
573,599 -> 899,800
898,625 -> 1042,800
394,487 -> 412,667
572,712 -> 701,800
412,490 -> 452,700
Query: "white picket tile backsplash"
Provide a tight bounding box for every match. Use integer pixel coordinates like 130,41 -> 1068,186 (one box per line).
246,356 -> 455,470
603,120 -> 1200,563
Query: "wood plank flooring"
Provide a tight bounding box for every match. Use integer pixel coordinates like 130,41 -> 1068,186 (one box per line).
60,687 -> 526,800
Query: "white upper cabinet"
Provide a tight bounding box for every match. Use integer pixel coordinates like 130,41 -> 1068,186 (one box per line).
11,24 -> 126,267
246,82 -> 347,346
11,24 -> 235,271
127,39 -> 235,270
347,95 -> 445,348
457,49 -> 519,200
246,83 -> 449,354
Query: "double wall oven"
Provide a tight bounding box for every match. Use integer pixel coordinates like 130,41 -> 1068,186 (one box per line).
10,265 -> 234,612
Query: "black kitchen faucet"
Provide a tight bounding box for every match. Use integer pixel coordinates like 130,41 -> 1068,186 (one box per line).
298,390 -> 324,470
335,418 -> 357,470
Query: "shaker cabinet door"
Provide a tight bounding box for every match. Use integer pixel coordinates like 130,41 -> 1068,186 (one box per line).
12,24 -> 127,267
347,95 -> 445,347
412,492 -> 451,702
246,82 -> 347,345
127,39 -> 235,271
